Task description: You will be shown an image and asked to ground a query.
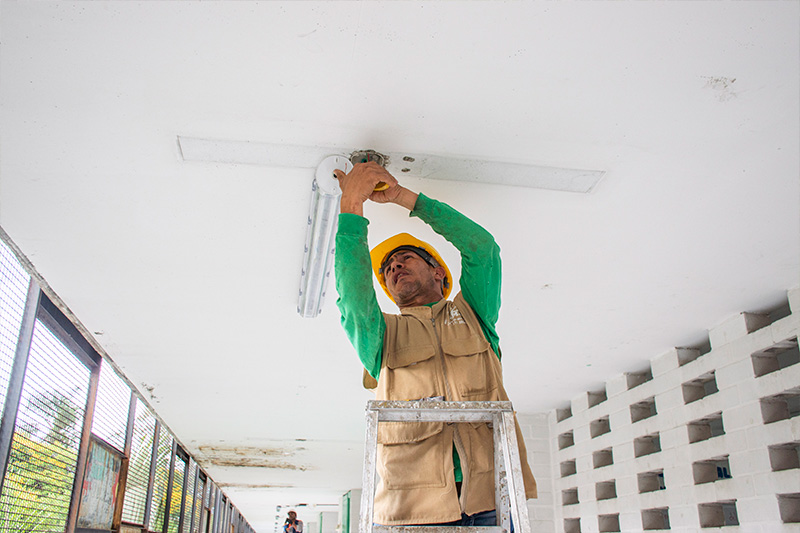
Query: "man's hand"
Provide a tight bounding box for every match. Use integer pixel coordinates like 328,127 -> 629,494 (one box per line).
335,161 -> 399,216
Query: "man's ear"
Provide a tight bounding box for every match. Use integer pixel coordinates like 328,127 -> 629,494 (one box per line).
433,266 -> 446,282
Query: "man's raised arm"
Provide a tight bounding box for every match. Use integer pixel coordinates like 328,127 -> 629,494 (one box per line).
333,162 -> 410,379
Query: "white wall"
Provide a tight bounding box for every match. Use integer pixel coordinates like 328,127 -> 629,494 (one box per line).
532,287 -> 800,533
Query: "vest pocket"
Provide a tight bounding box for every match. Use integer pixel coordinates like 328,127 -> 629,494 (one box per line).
386,345 -> 438,401
462,422 -> 495,476
377,423 -> 448,489
441,336 -> 494,398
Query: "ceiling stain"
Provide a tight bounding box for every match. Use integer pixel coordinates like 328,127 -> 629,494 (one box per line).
702,76 -> 737,102
217,482 -> 295,489
197,444 -> 311,470
141,382 -> 157,401
207,457 -> 309,470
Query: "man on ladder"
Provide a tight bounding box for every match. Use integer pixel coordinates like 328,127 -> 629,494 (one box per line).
334,161 -> 537,528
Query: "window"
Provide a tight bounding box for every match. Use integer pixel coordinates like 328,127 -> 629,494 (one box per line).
634,433 -> 661,457
149,425 -> 174,532
593,448 -> 613,469
682,372 -> 718,404
588,388 -> 607,408
638,470 -> 666,493
0,314 -> 93,531
768,442 -> 800,472
693,456 -> 732,484
122,399 -> 157,525
699,501 -> 738,528
760,388 -> 800,424
562,488 -> 579,506
92,361 -> 131,451
630,397 -> 657,423
688,413 -> 724,443
642,508 -> 670,530
778,493 -> 800,524
560,459 -> 577,477
167,447 -> 189,533
0,239 -> 31,416
556,405 -> 573,422
558,430 -> 574,450
598,513 -> 620,532
590,417 -> 611,438
627,367 -> 653,389
752,337 -> 799,377
677,339 -> 711,366
596,480 -> 616,500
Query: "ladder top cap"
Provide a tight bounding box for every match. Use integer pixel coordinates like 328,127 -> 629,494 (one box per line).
372,526 -> 506,533
367,400 -> 514,411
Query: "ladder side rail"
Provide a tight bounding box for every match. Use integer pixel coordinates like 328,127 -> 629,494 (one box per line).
360,409 -> 380,533
498,411 -> 530,533
492,412 -> 511,533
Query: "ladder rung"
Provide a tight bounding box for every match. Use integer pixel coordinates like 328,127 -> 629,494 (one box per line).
373,526 -> 506,533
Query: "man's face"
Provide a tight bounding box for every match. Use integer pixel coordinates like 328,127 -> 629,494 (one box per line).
383,250 -> 444,305
288,512 -> 296,520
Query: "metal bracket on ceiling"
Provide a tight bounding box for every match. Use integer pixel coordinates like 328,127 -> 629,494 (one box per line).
350,150 -> 389,168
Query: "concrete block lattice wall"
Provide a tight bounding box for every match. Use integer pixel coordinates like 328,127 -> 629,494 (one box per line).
545,287 -> 800,533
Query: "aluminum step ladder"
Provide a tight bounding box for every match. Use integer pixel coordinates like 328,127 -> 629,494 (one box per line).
360,400 -> 531,533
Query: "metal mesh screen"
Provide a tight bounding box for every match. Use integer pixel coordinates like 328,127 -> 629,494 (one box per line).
91,359 -> 131,451
149,425 -> 173,532
0,319 -> 90,532
194,472 -> 207,533
167,452 -> 187,533
206,482 -> 216,532
121,398 -> 156,525
183,460 -> 198,532
0,239 -> 30,416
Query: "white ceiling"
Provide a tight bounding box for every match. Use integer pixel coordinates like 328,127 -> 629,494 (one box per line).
1,2 -> 798,530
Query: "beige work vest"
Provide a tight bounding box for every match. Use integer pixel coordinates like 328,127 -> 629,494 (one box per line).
364,292 -> 537,525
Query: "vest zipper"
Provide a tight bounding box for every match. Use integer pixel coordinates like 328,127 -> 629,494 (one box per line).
430,314 -> 469,514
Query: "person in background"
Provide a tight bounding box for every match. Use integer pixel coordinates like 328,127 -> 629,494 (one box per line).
284,510 -> 303,533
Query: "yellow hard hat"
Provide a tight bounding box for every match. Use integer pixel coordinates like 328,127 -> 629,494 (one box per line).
370,233 -> 452,303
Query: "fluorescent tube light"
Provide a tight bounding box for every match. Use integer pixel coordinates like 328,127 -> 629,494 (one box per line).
177,136 -> 604,193
298,156 -> 353,318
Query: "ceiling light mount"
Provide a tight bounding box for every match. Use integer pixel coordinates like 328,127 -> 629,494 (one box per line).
350,149 -> 388,167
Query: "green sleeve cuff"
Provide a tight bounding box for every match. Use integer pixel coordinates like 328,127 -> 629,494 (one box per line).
409,192 -> 432,219
337,212 -> 369,235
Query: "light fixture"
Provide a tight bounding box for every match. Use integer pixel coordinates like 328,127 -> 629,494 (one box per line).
177,136 -> 605,193
297,155 -> 353,318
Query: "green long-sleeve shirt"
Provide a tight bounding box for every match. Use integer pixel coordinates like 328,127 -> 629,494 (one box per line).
334,192 -> 503,376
